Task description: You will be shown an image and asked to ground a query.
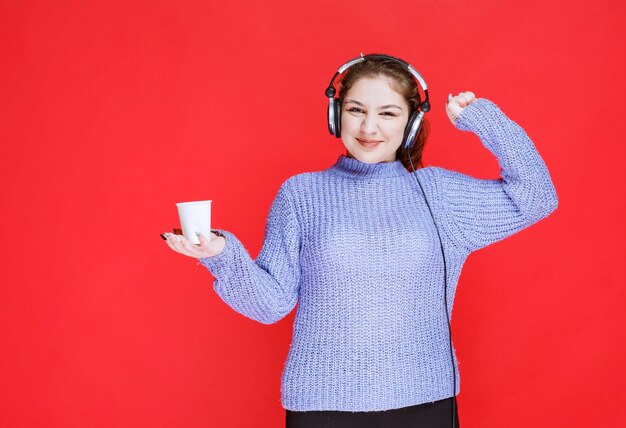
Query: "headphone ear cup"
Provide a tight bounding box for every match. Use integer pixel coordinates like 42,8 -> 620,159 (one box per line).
402,112 -> 420,150
327,99 -> 336,135
333,98 -> 342,138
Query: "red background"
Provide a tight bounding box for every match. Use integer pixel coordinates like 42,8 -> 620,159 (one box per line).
1,1 -> 624,427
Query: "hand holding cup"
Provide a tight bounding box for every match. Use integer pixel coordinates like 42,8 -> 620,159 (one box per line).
160,199 -> 226,259
161,229 -> 226,259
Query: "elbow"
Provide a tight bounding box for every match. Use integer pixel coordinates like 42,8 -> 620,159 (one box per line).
248,297 -> 298,325
257,317 -> 283,325
255,311 -> 285,325
213,278 -> 298,326
546,188 -> 559,216
525,184 -> 559,225
254,306 -> 294,325
542,180 -> 559,218
541,170 -> 559,218
229,306 -> 290,325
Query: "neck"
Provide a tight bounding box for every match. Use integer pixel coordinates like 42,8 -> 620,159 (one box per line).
329,154 -> 409,179
345,151 -> 395,163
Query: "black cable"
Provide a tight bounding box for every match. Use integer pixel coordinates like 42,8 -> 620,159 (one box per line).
408,156 -> 457,428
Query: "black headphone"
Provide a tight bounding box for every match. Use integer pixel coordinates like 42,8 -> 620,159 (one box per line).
325,53 -> 431,150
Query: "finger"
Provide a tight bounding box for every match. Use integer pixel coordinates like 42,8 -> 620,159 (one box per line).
196,231 -> 213,251
166,233 -> 198,257
452,94 -> 468,107
162,232 -> 185,254
460,91 -> 476,104
446,98 -> 464,118
447,93 -> 464,107
177,233 -> 210,258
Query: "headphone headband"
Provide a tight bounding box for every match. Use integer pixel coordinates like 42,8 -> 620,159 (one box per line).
325,53 -> 429,103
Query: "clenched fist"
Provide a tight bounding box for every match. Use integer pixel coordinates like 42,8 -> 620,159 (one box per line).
446,91 -> 477,125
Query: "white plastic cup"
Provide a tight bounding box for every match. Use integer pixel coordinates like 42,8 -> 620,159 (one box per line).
175,200 -> 212,245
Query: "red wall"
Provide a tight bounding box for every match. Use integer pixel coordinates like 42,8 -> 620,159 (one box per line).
1,1 -> 624,427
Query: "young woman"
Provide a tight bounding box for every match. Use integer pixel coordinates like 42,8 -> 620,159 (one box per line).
160,54 -> 558,428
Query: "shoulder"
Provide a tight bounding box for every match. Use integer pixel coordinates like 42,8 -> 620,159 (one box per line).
280,169 -> 334,192
413,165 -> 457,185
421,165 -> 473,181
270,170 -> 328,208
413,165 -> 483,200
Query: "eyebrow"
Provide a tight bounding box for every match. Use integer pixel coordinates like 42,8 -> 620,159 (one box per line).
344,99 -> 404,110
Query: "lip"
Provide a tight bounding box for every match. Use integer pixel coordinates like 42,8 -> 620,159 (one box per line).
356,138 -> 383,143
356,138 -> 383,148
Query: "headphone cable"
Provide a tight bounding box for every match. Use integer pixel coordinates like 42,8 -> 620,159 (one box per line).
408,156 -> 457,428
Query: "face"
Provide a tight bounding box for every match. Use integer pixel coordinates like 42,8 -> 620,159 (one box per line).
340,76 -> 410,163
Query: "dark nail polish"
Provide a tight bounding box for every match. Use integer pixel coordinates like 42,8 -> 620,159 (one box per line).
160,233 -> 167,240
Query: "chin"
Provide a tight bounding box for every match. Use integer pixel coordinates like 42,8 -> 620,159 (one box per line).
349,148 -> 395,164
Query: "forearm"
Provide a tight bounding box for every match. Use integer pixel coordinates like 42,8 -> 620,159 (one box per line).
198,229 -> 298,325
455,98 -> 558,224
197,182 -> 301,325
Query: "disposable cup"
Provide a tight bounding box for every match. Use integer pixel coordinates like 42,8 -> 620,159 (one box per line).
175,200 -> 212,245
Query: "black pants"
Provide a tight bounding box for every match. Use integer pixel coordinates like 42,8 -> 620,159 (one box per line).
286,396 -> 460,428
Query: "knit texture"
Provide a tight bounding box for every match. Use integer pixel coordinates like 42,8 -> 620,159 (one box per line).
198,99 -> 558,412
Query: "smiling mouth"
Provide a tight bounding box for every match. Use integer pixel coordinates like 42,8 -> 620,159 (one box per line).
356,138 -> 383,148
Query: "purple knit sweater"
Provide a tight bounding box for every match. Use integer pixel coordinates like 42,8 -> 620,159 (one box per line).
198,99 -> 558,411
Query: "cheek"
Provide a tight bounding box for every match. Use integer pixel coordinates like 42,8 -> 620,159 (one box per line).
340,115 -> 360,140
339,116 -> 354,144
384,121 -> 408,140
341,111 -> 353,125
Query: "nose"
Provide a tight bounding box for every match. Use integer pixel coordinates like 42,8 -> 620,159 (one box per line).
361,113 -> 378,134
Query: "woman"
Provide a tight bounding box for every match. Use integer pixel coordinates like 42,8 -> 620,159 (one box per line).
160,54 -> 558,427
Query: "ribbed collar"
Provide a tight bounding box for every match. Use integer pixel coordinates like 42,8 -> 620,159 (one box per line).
328,154 -> 409,179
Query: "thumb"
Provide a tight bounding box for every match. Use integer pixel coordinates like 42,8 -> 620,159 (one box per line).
446,94 -> 464,118
195,231 -> 210,247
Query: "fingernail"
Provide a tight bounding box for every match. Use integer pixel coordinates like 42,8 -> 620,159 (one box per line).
160,233 -> 167,240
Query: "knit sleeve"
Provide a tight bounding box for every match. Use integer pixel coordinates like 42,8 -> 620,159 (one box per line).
429,98 -> 558,252
196,180 -> 301,324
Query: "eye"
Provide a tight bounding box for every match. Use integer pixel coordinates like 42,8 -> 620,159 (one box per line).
381,112 -> 398,117
346,107 -> 364,114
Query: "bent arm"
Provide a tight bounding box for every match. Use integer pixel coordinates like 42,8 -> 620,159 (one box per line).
430,98 -> 558,252
197,181 -> 301,324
